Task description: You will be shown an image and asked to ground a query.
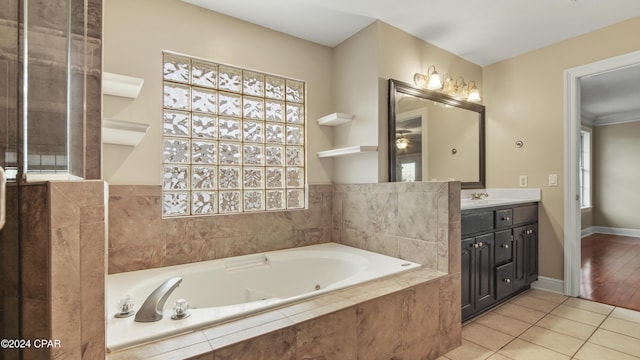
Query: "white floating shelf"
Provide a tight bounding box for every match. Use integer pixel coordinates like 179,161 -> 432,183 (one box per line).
317,145 -> 377,158
103,72 -> 144,98
316,113 -> 354,126
103,119 -> 150,146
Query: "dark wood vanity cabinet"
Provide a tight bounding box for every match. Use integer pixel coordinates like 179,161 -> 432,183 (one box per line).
461,203 -> 538,321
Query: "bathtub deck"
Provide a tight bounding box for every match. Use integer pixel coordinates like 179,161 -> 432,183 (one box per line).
106,267 -> 458,359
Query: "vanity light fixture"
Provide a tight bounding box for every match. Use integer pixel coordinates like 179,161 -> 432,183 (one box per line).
418,69 -> 482,103
467,81 -> 481,102
413,65 -> 442,90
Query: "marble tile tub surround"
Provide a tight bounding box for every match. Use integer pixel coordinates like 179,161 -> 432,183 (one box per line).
19,181 -> 107,360
108,184 -> 333,273
107,268 -> 461,360
333,181 -> 461,274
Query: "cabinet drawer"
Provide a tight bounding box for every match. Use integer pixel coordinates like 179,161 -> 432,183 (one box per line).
496,262 -> 514,299
495,230 -> 512,263
495,209 -> 513,228
513,204 -> 538,225
461,211 -> 494,236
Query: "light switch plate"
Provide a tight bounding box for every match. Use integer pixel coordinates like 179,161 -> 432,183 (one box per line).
519,175 -> 528,187
549,174 -> 558,187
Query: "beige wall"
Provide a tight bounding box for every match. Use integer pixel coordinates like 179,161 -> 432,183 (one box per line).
331,23 -> 381,183
378,23 -> 483,182
593,121 -> 640,229
103,0 -> 334,185
483,17 -> 640,279
325,22 -> 483,183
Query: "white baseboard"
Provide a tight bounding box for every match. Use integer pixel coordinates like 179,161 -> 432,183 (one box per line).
530,276 -> 565,295
585,226 -> 640,238
581,227 -> 595,238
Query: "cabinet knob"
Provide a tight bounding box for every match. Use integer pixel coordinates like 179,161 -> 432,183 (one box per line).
473,243 -> 479,248
502,244 -> 509,249
503,216 -> 510,221
504,278 -> 511,284
478,242 -> 484,248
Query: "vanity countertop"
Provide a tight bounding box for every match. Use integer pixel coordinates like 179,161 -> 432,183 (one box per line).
460,188 -> 541,210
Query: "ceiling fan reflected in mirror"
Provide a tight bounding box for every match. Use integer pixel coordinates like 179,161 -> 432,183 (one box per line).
395,130 -> 411,150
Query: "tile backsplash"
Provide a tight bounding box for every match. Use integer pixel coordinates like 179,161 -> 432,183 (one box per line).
108,181 -> 460,274
333,181 -> 460,273
108,184 -> 333,273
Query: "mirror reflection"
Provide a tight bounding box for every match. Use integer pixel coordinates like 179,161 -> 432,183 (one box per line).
388,79 -> 485,188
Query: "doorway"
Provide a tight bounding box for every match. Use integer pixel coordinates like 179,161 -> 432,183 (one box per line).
563,50 -> 640,298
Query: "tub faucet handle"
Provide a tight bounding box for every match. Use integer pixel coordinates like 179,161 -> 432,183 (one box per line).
172,299 -> 191,320
115,294 -> 135,318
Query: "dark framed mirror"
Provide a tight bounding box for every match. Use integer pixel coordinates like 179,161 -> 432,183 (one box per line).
388,79 -> 485,189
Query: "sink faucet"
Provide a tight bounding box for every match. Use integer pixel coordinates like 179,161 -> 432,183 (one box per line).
469,192 -> 488,200
134,277 -> 182,322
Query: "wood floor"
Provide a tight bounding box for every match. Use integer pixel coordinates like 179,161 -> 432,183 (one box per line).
581,233 -> 640,312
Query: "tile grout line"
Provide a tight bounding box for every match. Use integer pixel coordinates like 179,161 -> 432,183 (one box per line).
579,307 -> 640,359
453,290 -> 640,360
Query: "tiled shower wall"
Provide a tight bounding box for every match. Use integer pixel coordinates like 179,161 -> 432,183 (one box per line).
20,181 -> 107,360
108,184 -> 333,273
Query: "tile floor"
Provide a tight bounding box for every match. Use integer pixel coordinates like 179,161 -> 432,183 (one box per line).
439,288 -> 640,360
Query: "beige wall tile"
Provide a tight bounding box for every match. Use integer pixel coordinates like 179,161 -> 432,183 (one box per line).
108,184 -> 331,273
213,328 -> 296,360
356,291 -> 404,359
295,308 -> 357,359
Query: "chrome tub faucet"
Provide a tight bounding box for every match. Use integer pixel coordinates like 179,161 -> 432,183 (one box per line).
134,277 -> 182,322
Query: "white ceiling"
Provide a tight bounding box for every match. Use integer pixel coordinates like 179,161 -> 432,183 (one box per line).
182,0 -> 640,66
181,0 -> 640,123
580,63 -> 640,126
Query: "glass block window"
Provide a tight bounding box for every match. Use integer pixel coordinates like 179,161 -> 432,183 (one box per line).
162,51 -> 306,217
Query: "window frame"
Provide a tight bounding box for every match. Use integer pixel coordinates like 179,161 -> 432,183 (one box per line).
579,127 -> 592,211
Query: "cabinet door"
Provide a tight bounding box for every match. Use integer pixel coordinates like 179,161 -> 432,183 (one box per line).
475,233 -> 496,310
512,226 -> 527,290
526,224 -> 539,284
461,237 -> 475,320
